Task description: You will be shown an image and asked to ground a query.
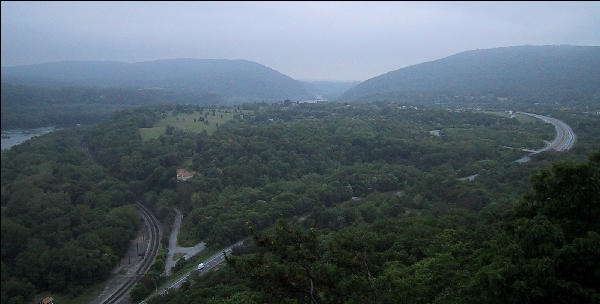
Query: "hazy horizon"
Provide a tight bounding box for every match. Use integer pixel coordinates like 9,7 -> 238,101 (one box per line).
2,1 -> 600,81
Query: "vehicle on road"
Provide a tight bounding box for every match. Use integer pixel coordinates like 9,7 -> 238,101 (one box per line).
197,263 -> 205,270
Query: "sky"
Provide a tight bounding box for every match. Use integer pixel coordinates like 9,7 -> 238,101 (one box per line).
2,1 -> 599,81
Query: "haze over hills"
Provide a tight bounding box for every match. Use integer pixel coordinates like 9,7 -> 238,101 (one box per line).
1,58 -> 311,103
340,45 -> 600,105
300,80 -> 361,100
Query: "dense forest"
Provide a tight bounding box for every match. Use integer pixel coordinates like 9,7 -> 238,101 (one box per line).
1,128 -> 139,303
0,83 -> 223,129
341,45 -> 600,106
82,102 -> 563,247
1,101 -> 598,303
149,152 -> 600,303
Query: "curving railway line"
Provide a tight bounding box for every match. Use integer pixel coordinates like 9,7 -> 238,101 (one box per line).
100,202 -> 161,304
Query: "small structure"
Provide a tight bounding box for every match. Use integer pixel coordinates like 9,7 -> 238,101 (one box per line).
429,130 -> 441,137
176,168 -> 197,181
39,297 -> 54,304
458,174 -> 479,182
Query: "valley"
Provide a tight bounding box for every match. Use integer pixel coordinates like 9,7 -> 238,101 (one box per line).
1,42 -> 598,304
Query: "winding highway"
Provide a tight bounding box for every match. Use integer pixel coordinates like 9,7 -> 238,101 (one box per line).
518,112 -> 576,152
514,112 -> 576,162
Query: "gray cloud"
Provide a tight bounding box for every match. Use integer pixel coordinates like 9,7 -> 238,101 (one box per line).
2,1 -> 599,80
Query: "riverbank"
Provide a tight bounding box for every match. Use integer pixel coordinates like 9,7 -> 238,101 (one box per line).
1,126 -> 59,151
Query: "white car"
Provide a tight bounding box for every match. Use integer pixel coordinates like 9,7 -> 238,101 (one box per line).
197,263 -> 205,270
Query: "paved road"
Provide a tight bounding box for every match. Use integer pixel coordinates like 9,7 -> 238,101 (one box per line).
140,240 -> 244,304
165,208 -> 206,276
515,112 -> 576,162
518,112 -> 576,152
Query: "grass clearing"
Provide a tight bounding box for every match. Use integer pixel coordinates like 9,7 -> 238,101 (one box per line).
140,109 -> 248,141
172,252 -> 185,261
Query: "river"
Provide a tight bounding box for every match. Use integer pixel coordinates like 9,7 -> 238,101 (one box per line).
1,127 -> 59,151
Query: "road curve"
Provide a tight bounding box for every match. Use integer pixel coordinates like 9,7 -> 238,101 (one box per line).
517,112 -> 576,152
101,202 -> 161,304
514,112 -> 576,163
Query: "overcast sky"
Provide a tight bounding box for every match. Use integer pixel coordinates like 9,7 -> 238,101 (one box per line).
2,1 -> 599,81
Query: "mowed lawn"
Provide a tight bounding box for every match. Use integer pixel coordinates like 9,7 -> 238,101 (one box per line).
139,109 -> 241,141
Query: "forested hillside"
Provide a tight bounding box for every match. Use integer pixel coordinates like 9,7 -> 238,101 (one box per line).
1,129 -> 139,303
1,83 -> 225,129
154,153 -> 600,304
2,101 -> 598,304
1,59 -> 310,103
341,45 -> 600,105
0,83 -> 226,129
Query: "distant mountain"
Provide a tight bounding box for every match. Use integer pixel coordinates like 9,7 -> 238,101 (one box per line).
1,59 -> 310,103
300,80 -> 361,100
341,45 -> 600,104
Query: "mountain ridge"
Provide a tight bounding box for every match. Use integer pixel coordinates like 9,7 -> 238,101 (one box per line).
340,45 -> 600,104
1,58 -> 311,103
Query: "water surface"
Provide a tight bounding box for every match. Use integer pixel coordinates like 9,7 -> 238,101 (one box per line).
1,127 -> 58,151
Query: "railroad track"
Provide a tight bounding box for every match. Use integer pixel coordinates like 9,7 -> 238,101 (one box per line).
101,202 -> 161,304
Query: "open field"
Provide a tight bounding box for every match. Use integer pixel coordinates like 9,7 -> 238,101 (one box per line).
140,109 -> 246,141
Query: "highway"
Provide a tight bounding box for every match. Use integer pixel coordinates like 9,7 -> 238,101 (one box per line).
514,112 -> 576,162
140,240 -> 245,304
517,112 -> 576,152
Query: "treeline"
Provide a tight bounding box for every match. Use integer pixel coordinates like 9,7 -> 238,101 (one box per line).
1,128 -> 139,303
149,153 -> 600,304
341,45 -> 600,107
1,83 -> 223,129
